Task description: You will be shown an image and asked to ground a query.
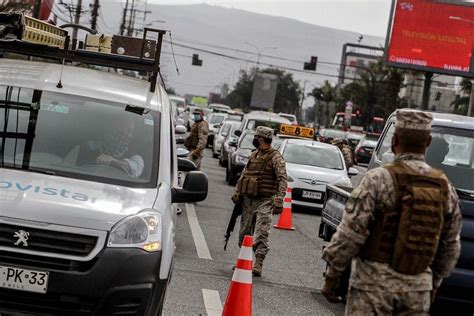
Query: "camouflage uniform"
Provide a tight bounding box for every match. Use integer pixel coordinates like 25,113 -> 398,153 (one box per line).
184,115 -> 209,170
233,127 -> 287,261
333,139 -> 354,168
322,110 -> 462,315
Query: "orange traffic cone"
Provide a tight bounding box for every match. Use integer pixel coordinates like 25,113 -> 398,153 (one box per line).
222,235 -> 253,316
274,187 -> 295,230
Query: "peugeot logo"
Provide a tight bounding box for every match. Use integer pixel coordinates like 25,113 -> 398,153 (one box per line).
13,230 -> 29,247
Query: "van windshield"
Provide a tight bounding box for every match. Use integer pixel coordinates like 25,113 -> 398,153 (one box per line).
426,127 -> 474,193
0,86 -> 158,188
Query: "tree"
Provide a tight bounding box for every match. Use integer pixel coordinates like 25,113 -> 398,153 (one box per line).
451,78 -> 471,116
309,80 -> 337,128
339,60 -> 405,128
226,67 -> 302,113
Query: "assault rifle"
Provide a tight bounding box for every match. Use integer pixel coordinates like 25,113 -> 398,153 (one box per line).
224,203 -> 243,250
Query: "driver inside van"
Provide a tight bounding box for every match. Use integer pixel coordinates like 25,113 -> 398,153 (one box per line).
65,119 -> 144,178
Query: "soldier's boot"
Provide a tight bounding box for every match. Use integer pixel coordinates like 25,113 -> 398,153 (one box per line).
252,255 -> 265,277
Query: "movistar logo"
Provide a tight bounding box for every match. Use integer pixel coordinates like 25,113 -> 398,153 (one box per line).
0,181 -> 97,203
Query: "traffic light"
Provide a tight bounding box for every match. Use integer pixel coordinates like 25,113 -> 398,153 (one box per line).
304,56 -> 317,71
192,54 -> 203,66
435,92 -> 442,101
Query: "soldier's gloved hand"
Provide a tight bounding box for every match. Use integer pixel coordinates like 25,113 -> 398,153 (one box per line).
231,193 -> 240,204
321,275 -> 343,304
273,206 -> 283,215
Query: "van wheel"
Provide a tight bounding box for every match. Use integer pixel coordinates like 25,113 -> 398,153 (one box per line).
212,152 -> 219,159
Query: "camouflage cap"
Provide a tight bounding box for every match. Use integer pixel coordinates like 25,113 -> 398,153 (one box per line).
395,109 -> 433,131
255,126 -> 273,139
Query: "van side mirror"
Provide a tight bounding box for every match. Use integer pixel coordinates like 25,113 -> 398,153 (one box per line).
234,130 -> 242,137
228,140 -> 238,147
348,167 -> 359,177
177,148 -> 189,158
172,171 -> 208,203
178,157 -> 196,172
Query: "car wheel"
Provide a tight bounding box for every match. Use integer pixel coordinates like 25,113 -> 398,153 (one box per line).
219,150 -> 224,166
228,173 -> 237,186
225,166 -> 230,183
212,152 -> 219,159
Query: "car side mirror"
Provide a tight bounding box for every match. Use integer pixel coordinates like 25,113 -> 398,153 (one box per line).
175,125 -> 187,135
228,140 -> 238,147
234,130 -> 242,137
178,157 -> 196,172
348,167 -> 359,177
214,124 -> 220,129
177,148 -> 189,158
172,171 -> 208,203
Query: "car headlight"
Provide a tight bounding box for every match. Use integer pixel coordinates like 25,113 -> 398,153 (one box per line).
235,155 -> 248,165
108,211 -> 162,252
334,179 -> 352,188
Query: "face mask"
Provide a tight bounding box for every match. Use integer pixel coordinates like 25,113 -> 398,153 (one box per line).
193,114 -> 202,121
252,137 -> 260,148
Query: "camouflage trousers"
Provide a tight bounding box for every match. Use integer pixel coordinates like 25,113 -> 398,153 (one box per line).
238,197 -> 273,257
188,149 -> 203,170
345,287 -> 430,316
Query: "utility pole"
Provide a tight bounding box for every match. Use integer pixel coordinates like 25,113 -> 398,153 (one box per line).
90,0 -> 100,31
72,0 -> 83,42
126,0 -> 136,36
119,0 -> 129,35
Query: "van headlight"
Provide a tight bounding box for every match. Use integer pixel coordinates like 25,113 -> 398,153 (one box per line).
334,179 -> 352,188
235,155 -> 248,165
108,211 -> 162,252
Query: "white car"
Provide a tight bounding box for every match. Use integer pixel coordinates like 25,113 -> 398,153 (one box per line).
279,139 -> 358,211
213,120 -> 241,158
207,112 -> 228,147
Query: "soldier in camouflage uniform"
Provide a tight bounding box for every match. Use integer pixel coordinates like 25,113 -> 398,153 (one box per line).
322,109 -> 461,315
184,108 -> 209,170
232,126 -> 287,276
333,138 -> 354,168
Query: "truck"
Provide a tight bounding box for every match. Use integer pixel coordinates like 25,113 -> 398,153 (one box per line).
0,13 -> 208,315
319,109 -> 474,311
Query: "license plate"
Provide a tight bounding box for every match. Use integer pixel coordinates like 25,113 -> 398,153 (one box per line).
0,266 -> 48,294
302,191 -> 322,200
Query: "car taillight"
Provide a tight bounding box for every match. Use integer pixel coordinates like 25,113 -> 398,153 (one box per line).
357,147 -> 365,153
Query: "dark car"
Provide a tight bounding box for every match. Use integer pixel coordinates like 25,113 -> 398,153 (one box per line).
369,111 -> 474,312
354,136 -> 378,164
226,130 -> 255,185
319,129 -> 347,144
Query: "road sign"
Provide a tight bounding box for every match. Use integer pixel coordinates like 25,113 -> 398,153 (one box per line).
250,72 -> 278,110
344,101 -> 353,120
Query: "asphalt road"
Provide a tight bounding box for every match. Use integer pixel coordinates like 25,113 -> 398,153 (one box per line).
163,149 -> 367,315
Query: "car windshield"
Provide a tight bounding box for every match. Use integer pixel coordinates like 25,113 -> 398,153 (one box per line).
426,127 -> 474,193
0,86 -> 158,188
239,132 -> 256,149
210,114 -> 226,125
324,129 -> 346,139
247,119 -> 283,131
283,143 -> 343,170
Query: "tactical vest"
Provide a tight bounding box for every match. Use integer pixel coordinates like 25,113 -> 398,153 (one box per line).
185,120 -> 205,149
238,149 -> 279,198
360,161 -> 449,275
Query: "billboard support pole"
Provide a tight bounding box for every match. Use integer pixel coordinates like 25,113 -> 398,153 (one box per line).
421,72 -> 433,110
468,80 -> 474,117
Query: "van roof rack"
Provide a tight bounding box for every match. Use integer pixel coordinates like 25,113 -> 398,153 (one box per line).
0,12 -> 166,92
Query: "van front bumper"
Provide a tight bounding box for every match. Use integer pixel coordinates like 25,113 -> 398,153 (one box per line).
0,248 -> 168,315
433,267 -> 474,312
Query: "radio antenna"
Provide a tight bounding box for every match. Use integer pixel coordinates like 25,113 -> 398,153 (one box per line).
56,58 -> 65,88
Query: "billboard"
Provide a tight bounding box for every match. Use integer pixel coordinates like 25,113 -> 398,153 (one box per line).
250,73 -> 278,110
385,0 -> 474,77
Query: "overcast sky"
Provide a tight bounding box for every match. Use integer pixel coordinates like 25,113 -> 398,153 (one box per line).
147,0 -> 392,37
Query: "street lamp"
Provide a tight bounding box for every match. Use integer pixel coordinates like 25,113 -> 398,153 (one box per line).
244,42 -> 277,68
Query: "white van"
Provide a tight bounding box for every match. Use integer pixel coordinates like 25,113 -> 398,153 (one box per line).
0,13 -> 207,315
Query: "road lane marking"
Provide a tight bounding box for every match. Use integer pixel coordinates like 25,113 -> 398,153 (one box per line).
202,289 -> 223,316
186,203 -> 213,260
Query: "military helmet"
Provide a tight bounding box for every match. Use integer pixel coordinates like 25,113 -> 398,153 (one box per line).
255,126 -> 273,139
